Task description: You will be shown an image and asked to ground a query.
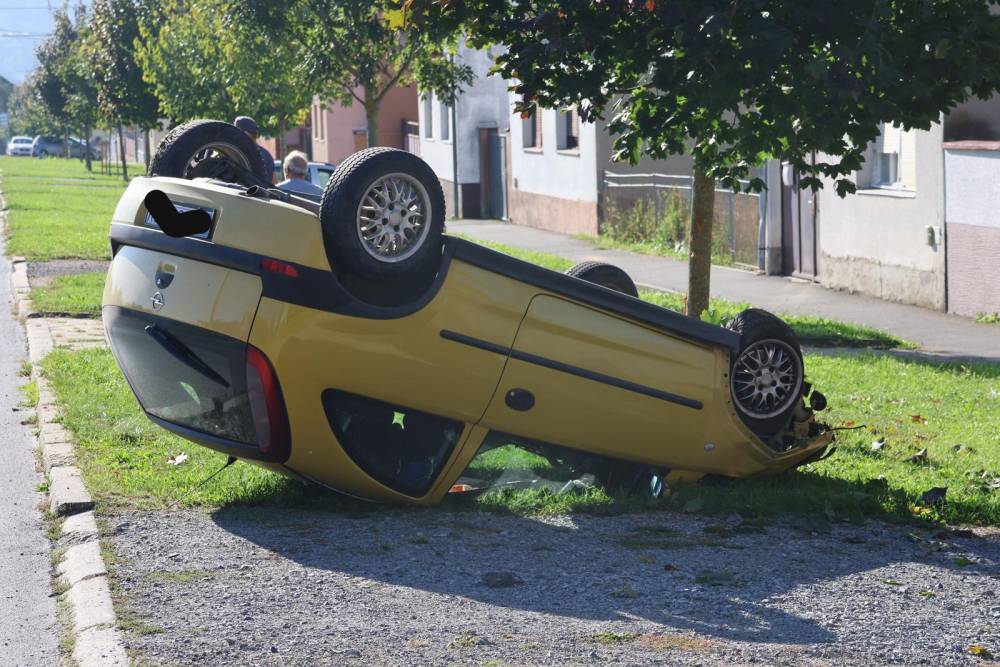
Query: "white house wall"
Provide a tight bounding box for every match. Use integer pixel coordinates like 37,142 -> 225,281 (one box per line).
418,43 -> 510,217
817,124 -> 946,310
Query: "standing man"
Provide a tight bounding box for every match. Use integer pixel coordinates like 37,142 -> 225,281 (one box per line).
233,116 -> 275,184
277,151 -> 324,197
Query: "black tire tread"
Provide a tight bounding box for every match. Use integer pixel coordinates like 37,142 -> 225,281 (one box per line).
319,148 -> 445,281
148,119 -> 269,184
565,261 -> 640,298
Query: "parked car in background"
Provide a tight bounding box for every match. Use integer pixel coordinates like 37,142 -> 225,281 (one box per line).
32,135 -> 99,159
273,159 -> 336,190
5,136 -> 33,156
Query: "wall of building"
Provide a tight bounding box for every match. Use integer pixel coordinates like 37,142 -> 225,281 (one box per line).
311,85 -> 418,166
418,44 -> 510,218
943,143 -> 1000,318
507,106 -> 600,234
817,124 -> 946,310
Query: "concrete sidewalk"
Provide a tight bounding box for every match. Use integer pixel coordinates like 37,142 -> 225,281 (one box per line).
451,219 -> 1000,363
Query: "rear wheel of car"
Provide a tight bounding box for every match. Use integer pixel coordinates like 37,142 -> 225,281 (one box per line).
725,308 -> 804,437
320,148 -> 445,281
565,261 -> 639,297
149,120 -> 270,187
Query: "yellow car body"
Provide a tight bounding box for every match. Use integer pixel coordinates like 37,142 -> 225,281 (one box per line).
103,176 -> 832,505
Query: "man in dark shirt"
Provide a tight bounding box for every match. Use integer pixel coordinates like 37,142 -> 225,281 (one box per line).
233,116 -> 275,183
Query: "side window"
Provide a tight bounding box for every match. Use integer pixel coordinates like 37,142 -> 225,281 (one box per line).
521,104 -> 542,149
422,94 -> 434,139
556,108 -> 579,150
321,390 -> 463,497
869,123 -> 916,191
440,101 -> 451,141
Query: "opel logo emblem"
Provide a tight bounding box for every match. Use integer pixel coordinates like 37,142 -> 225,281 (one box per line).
151,292 -> 164,311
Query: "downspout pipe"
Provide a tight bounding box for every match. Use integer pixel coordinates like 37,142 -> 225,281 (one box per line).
450,55 -> 461,220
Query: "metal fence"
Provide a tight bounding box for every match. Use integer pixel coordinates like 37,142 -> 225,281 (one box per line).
600,171 -> 762,269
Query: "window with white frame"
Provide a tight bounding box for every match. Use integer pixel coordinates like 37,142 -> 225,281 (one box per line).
556,108 -> 579,151
871,123 -> 916,190
423,95 -> 433,139
440,100 -> 451,141
521,104 -> 541,149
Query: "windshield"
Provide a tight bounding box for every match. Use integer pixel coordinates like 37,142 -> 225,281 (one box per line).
12,137 -> 31,144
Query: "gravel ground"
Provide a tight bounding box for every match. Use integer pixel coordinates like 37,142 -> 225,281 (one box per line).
103,508 -> 1000,666
27,259 -> 109,285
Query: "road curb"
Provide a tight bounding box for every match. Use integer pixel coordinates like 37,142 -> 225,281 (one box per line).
6,254 -> 129,666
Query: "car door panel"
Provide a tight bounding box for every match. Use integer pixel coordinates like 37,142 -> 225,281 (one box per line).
480,295 -> 727,467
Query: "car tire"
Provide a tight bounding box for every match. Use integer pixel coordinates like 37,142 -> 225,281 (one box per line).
149,119 -> 270,186
565,261 -> 639,297
320,148 -> 445,281
38,149 -> 48,158
725,308 -> 804,437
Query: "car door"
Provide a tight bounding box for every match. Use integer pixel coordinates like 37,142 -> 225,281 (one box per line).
478,295 -> 724,467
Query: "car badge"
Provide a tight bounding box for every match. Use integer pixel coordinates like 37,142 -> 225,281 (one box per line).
151,291 -> 164,311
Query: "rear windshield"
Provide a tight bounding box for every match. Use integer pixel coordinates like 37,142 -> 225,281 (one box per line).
105,307 -> 256,444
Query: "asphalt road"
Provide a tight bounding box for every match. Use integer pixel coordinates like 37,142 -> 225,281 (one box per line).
0,237 -> 58,665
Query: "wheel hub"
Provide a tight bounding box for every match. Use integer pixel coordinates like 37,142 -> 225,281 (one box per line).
357,174 -> 429,262
731,339 -> 802,419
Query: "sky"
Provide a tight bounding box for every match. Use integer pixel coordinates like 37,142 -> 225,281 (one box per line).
0,1 -> 59,84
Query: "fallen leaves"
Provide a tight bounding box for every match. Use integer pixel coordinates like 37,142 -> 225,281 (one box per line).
910,414 -> 928,424
916,487 -> 947,506
968,644 -> 994,659
905,448 -> 929,464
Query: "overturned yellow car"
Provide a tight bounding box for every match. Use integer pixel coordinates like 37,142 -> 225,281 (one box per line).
102,120 -> 833,505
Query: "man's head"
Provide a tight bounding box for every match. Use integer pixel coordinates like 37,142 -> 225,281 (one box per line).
233,116 -> 259,140
283,151 -> 309,180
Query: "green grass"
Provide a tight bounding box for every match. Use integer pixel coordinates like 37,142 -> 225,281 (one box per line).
572,232 -> 735,267
30,272 -> 105,316
977,312 -> 999,324
39,343 -> 1000,525
0,157 -> 136,260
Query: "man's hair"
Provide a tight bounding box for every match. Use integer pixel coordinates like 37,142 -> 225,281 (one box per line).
283,151 -> 309,178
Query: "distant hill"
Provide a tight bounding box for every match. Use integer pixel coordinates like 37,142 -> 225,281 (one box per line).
0,75 -> 12,113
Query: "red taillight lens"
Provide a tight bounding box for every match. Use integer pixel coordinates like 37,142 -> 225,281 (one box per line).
245,345 -> 291,461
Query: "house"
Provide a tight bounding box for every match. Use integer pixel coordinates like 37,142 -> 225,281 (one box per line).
311,85 -> 418,166
419,45 -> 1000,318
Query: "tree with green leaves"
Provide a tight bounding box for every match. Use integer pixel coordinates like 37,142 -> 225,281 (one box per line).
34,4 -> 99,169
88,0 -> 162,175
136,0 -> 312,157
235,0 -> 472,147
405,0 -> 1000,318
7,75 -> 61,137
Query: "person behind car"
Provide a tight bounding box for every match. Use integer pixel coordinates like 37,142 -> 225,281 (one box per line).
277,151 -> 324,197
233,116 -> 275,184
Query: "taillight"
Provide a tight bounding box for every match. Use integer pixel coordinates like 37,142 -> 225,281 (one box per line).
245,345 -> 291,461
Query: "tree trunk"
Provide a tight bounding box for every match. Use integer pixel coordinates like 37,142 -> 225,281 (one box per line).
63,128 -> 70,158
143,130 -> 151,170
364,87 -> 379,148
83,125 -> 92,172
276,116 -> 287,160
117,126 -> 129,182
686,166 -> 716,319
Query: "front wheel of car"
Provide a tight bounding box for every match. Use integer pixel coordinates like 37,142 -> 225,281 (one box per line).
726,308 -> 804,437
320,148 -> 445,281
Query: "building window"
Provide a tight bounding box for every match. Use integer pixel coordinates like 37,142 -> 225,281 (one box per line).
440,101 -> 451,141
556,108 -> 579,151
521,104 -> 541,149
871,122 -> 915,190
423,94 -> 433,139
